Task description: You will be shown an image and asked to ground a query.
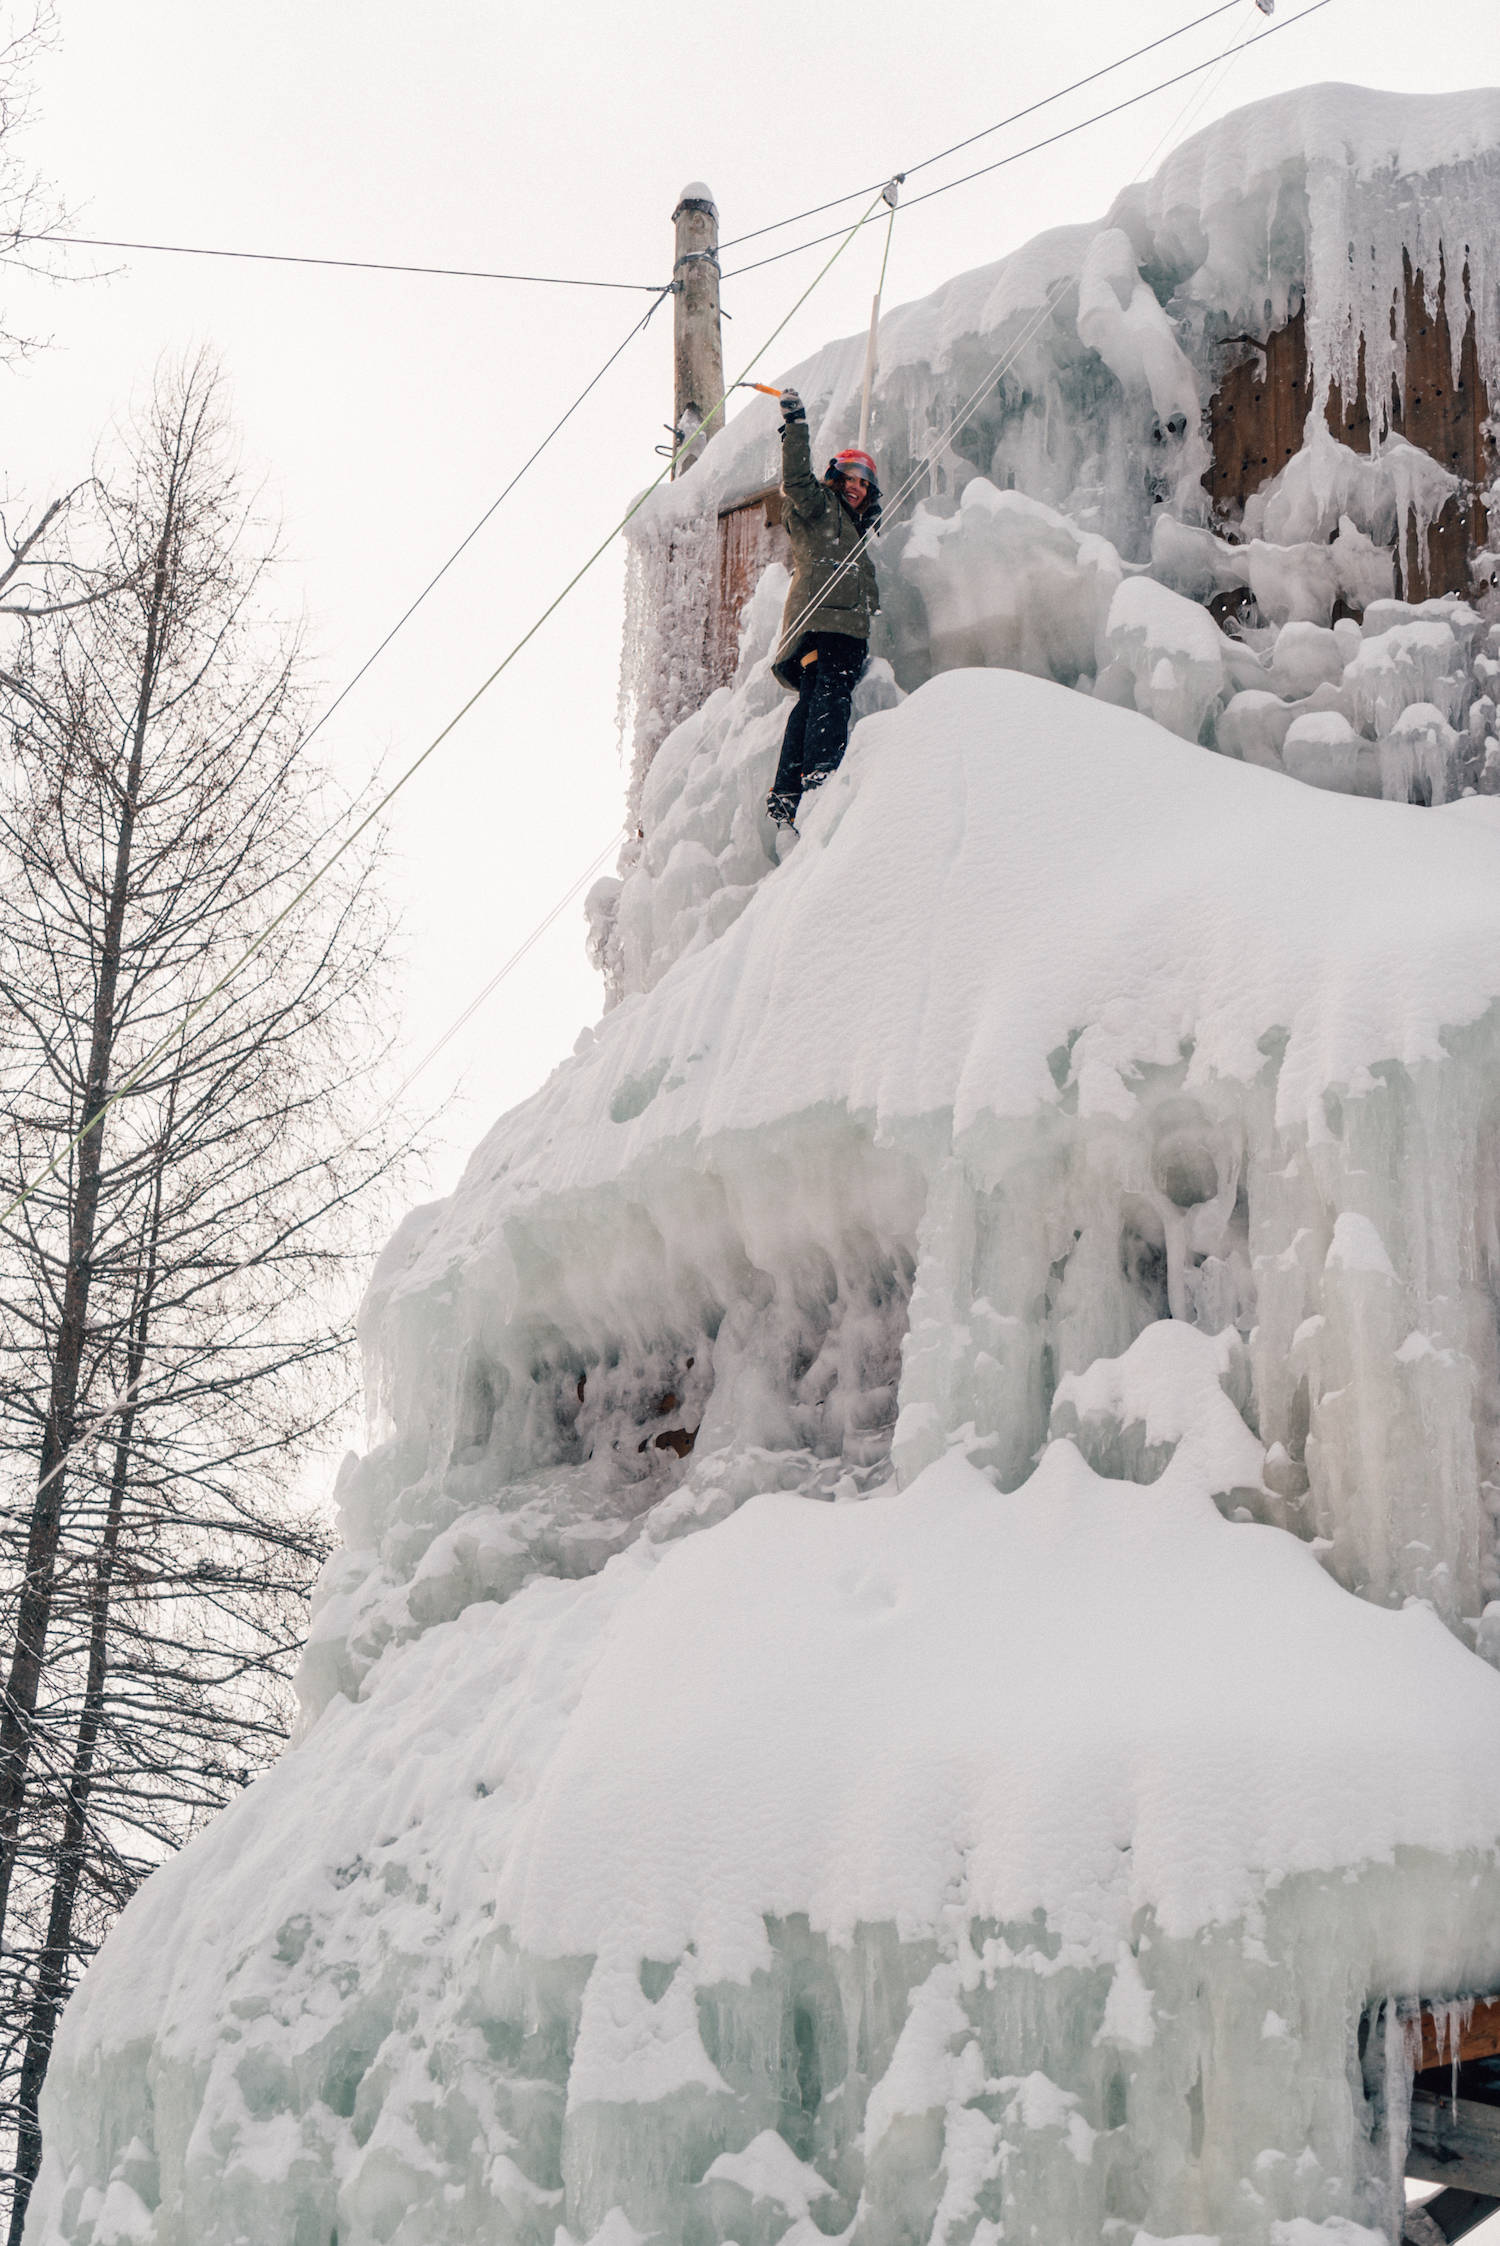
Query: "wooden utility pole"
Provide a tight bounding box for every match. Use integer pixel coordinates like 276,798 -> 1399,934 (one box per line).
671,182 -> 724,477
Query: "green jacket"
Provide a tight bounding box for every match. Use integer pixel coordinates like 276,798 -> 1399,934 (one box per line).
773,416 -> 880,686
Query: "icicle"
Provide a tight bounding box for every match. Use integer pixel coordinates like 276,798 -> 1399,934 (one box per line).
1383,1999 -> 1416,2244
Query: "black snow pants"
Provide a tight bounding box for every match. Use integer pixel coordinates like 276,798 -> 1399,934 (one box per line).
768,631 -> 866,824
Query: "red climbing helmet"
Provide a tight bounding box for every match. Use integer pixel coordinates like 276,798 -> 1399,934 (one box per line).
830,447 -> 878,488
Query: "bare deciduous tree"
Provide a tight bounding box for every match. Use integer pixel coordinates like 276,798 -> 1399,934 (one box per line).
0,2 -> 119,630
0,0 -> 68,365
0,353 -> 411,2235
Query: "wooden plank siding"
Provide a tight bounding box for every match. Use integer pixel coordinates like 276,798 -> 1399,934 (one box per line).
711,484 -> 790,690
1206,259 -> 1494,603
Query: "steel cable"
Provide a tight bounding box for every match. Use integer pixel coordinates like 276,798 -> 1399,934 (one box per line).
722,1 -> 1331,279
21,231 -> 665,291
0,187 -> 893,1236
717,0 -> 1245,251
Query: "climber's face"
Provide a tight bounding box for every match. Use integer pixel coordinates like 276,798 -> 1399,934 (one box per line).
841,473 -> 869,509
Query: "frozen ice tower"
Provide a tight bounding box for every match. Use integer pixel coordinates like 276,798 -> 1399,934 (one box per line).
26,81 -> 1500,2246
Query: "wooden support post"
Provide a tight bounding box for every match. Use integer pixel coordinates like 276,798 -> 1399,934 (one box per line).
1356,1997 -> 1500,2241
1408,2091 -> 1500,2196
671,182 -> 724,478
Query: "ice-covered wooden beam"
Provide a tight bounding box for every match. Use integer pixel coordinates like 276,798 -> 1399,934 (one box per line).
1410,1998 -> 1500,2073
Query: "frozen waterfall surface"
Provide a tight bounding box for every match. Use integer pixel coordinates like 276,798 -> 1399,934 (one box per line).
33,664 -> 1500,2246
27,76 -> 1500,2246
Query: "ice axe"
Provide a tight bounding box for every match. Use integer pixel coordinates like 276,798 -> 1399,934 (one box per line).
661,386 -> 779,455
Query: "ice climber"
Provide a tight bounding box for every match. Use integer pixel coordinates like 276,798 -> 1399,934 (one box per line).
765,386 -> 881,829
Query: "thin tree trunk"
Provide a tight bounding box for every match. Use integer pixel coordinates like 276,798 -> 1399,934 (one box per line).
6,1241 -> 154,2246
0,512 -> 174,1945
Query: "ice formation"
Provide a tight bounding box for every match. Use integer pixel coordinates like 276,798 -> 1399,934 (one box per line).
25,79 -> 1500,2246
619,87 -> 1499,822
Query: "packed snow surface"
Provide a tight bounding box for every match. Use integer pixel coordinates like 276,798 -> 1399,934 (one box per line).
497,1449 -> 1500,1968
509,669 -> 1500,1172
29,1451 -> 1500,2246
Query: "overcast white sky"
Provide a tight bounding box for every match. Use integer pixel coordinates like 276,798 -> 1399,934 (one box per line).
3,0 -> 1494,1202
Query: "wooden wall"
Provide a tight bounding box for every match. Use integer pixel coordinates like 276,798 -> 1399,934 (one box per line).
1204,309 -> 1312,515
711,485 -> 790,690
1206,257 -> 1494,603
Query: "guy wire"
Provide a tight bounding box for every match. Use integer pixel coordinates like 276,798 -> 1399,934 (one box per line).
0,0 -> 1312,1504
0,187 -> 894,1236
722,1 -> 1332,278
0,202 -> 897,1546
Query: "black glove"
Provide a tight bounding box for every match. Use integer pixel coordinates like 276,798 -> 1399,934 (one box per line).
779,387 -> 805,424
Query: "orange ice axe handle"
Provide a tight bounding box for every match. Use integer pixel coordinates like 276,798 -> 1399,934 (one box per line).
735,381 -> 784,397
